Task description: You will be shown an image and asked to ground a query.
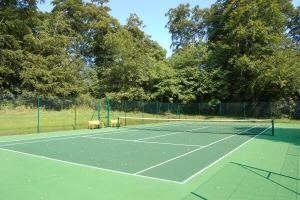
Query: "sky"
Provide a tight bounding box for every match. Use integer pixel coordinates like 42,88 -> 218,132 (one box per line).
39,0 -> 300,58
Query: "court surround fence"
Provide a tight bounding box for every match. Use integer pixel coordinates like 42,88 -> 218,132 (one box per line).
0,94 -> 299,135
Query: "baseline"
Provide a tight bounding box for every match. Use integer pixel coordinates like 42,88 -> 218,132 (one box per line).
0,129 -> 137,147
0,147 -> 182,184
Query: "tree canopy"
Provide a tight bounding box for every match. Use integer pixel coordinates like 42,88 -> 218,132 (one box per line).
1,0 -> 299,103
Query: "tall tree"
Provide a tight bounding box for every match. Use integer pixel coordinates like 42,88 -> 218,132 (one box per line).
0,0 -> 42,95
165,4 -> 206,52
289,5 -> 300,47
205,0 -> 299,101
99,13 -> 167,101
21,11 -> 88,97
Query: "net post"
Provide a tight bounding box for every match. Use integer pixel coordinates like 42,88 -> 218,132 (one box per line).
272,119 -> 274,136
117,117 -> 120,129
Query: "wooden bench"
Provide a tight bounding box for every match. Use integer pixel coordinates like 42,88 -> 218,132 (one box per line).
88,120 -> 104,129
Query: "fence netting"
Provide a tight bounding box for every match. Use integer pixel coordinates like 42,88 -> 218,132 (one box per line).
0,94 -> 299,135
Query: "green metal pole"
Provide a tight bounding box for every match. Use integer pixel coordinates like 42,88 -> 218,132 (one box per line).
142,102 -> 144,124
272,119 -> 274,136
270,102 -> 273,119
244,102 -> 246,119
156,102 -> 158,123
98,99 -> 100,120
75,99 -> 77,130
107,99 -> 111,127
168,103 -> 170,120
37,95 -> 40,133
199,102 -> 201,119
220,102 -> 222,120
125,100 -> 127,126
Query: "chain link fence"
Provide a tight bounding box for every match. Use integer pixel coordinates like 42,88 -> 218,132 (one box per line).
0,94 -> 299,135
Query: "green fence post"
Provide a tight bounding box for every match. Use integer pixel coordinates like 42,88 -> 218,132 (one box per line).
156,102 -> 158,118
220,102 -> 222,120
199,102 -> 201,119
244,102 -> 246,119
107,99 -> 111,127
272,119 -> 274,136
142,102 -> 144,124
37,95 -> 40,133
125,100 -> 127,126
74,98 -> 77,130
177,104 -> 180,119
271,102 -> 273,119
168,103 -> 170,120
97,99 -> 100,120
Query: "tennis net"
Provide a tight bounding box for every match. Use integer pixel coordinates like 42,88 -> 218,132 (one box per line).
117,117 -> 274,136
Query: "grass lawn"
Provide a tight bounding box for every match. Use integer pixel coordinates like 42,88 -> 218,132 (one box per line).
1,108 -> 299,136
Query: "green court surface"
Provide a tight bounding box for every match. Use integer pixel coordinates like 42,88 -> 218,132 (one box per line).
0,122 -> 300,199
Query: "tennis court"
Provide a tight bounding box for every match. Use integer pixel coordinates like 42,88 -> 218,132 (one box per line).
1,120 -> 299,199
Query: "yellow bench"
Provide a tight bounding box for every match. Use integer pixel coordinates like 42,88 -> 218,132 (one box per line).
110,120 -> 119,127
111,120 -> 124,127
88,121 -> 104,129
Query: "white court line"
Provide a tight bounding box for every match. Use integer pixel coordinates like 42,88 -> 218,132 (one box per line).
138,123 -> 186,129
186,126 -> 210,132
0,147 -> 182,184
181,126 -> 272,184
134,125 -> 258,175
136,132 -> 182,141
83,136 -> 202,147
136,126 -> 210,141
0,129 -> 138,147
0,128 -> 135,145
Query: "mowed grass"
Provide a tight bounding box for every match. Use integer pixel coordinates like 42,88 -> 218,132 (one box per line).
1,107 -> 300,136
0,109 -> 95,135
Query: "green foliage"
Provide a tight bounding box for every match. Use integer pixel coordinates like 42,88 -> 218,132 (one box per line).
1,0 -> 300,104
205,0 -> 299,101
99,28 -> 166,101
165,4 -> 206,51
289,5 -> 300,47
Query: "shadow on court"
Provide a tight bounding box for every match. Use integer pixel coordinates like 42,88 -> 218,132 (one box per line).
184,161 -> 300,199
183,125 -> 300,200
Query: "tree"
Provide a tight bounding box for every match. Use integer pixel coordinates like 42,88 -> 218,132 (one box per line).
205,0 -> 299,101
289,5 -> 300,47
165,4 -> 206,52
21,11 -> 88,97
166,43 -> 230,103
0,0 -> 41,94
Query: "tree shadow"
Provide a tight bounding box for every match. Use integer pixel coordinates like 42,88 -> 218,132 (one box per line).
183,160 -> 300,199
